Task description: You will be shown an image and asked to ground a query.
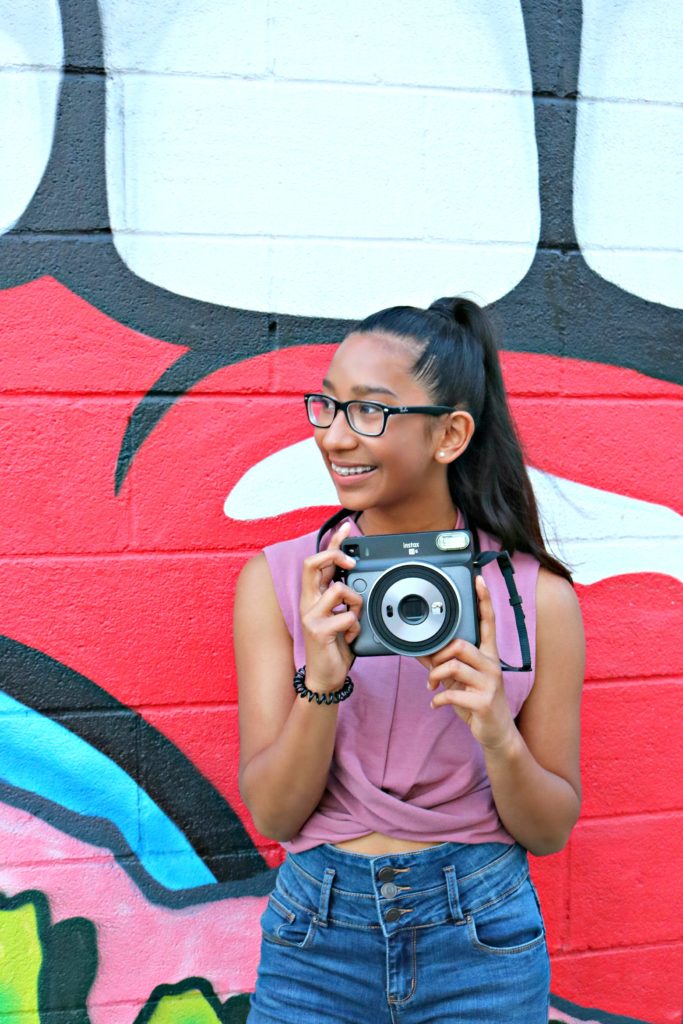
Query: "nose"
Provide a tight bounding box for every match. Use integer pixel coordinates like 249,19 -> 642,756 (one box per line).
320,406 -> 357,449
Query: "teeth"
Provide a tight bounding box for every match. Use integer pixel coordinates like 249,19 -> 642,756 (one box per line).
332,464 -> 375,476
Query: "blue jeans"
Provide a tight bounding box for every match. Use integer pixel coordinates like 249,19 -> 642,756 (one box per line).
248,840 -> 550,1023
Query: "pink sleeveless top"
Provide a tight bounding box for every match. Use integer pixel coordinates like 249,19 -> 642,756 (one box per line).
263,513 -> 539,852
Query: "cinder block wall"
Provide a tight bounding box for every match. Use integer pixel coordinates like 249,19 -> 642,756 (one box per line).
0,2 -> 681,1022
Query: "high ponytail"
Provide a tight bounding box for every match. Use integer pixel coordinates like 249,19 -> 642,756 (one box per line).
354,296 -> 572,582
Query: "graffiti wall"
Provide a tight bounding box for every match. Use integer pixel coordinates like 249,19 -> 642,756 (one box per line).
0,1 -> 681,1022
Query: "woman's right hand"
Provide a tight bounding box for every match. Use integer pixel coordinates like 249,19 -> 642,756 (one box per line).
300,521 -> 363,693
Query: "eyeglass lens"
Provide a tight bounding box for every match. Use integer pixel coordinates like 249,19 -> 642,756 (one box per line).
307,395 -> 385,436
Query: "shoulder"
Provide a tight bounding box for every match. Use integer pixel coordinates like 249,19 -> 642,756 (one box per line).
263,527 -> 319,567
235,551 -> 276,609
535,567 -> 585,673
536,567 -> 583,627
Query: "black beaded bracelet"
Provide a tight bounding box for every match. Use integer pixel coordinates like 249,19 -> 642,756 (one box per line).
293,665 -> 354,705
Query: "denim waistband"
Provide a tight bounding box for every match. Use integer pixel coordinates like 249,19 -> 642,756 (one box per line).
278,841 -> 530,936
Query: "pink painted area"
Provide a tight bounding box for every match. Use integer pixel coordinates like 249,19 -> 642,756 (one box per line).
0,802 -> 264,1021
549,1013 -> 601,1024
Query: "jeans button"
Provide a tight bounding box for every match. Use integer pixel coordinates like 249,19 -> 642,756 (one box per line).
377,866 -> 397,882
381,882 -> 399,899
385,907 -> 402,923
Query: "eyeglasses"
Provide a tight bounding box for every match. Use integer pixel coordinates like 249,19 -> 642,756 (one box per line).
304,393 -> 454,438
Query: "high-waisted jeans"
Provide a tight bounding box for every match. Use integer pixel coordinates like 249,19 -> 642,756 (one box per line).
247,840 -> 550,1024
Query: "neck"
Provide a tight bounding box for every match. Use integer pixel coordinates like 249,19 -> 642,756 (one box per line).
357,495 -> 460,537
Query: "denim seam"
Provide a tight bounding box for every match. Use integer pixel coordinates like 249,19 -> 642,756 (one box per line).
388,928 -> 417,1006
463,869 -> 528,917
465,914 -> 546,956
327,917 -> 382,931
273,885 -> 317,917
288,844 -> 522,891
456,843 -> 519,883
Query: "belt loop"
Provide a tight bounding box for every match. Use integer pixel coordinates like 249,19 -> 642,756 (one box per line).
317,867 -> 335,924
443,865 -> 464,923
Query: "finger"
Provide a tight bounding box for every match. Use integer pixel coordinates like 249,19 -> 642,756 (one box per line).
308,609 -> 361,647
313,580 -> 363,617
301,547 -> 357,604
430,688 -> 481,711
429,638 -> 496,676
328,520 -> 352,549
428,658 -> 482,691
343,617 -> 361,645
427,638 -> 474,669
475,575 -> 499,658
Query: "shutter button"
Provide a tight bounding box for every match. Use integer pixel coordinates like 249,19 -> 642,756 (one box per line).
377,866 -> 397,882
381,882 -> 399,899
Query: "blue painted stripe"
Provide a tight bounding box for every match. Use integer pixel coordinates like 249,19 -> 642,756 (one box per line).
0,690 -> 216,890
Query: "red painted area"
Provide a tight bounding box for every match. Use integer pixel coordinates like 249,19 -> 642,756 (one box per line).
529,846 -> 570,953
551,944 -> 683,1024
568,815 -> 683,950
0,279 -> 682,1021
580,681 -> 683,817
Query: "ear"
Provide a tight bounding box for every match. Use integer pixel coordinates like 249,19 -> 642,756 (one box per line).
434,411 -> 475,464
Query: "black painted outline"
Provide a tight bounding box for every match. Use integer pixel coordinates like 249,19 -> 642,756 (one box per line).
133,978 -> 250,1024
550,991 -> 653,1024
0,888 -> 97,1021
0,634 -> 276,899
0,780 -> 275,907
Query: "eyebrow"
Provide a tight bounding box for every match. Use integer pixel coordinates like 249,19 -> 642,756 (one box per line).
322,378 -> 399,399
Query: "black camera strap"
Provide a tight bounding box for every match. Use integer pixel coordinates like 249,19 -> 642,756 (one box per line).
472,550 -> 532,673
316,509 -> 532,673
465,513 -> 531,673
315,507 -> 360,554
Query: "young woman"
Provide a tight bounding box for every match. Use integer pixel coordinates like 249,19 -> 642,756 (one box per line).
235,297 -> 584,1024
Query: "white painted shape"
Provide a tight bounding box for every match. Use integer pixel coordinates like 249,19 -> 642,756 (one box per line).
116,235 -> 533,315
575,248 -> 683,312
576,1 -> 683,308
271,0 -> 531,91
527,468 -> 683,585
118,79 -> 427,238
112,232 -> 276,312
106,1 -> 538,316
224,438 -> 337,519
580,0 -> 683,104
224,440 -> 683,587
99,0 -> 269,75
0,0 -> 62,69
423,93 -> 538,241
266,240 -> 533,319
0,1 -> 62,234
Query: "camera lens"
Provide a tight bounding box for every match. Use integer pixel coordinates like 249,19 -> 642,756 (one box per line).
368,562 -> 460,656
398,594 -> 429,625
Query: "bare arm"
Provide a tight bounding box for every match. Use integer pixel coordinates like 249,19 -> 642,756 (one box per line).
236,524 -> 361,842
422,568 -> 584,856
481,568 -> 584,855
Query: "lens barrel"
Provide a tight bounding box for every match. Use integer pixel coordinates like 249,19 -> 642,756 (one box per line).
368,562 -> 461,656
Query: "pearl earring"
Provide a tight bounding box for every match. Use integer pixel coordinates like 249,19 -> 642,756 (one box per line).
439,451 -> 445,457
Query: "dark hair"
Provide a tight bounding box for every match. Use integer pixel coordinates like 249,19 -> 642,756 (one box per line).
353,296 -> 572,582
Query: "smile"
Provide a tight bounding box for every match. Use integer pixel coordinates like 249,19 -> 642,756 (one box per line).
331,463 -> 376,477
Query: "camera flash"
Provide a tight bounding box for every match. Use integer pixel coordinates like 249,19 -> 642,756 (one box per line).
435,531 -> 470,552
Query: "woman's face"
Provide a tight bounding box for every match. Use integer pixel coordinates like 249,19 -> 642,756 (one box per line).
314,330 -> 456,527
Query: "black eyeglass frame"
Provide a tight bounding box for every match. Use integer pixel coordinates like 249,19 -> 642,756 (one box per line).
304,393 -> 454,437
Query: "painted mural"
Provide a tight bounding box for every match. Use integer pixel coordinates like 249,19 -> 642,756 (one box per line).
0,1 -> 681,1022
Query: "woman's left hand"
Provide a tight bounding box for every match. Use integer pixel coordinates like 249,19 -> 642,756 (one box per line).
417,575 -> 516,753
